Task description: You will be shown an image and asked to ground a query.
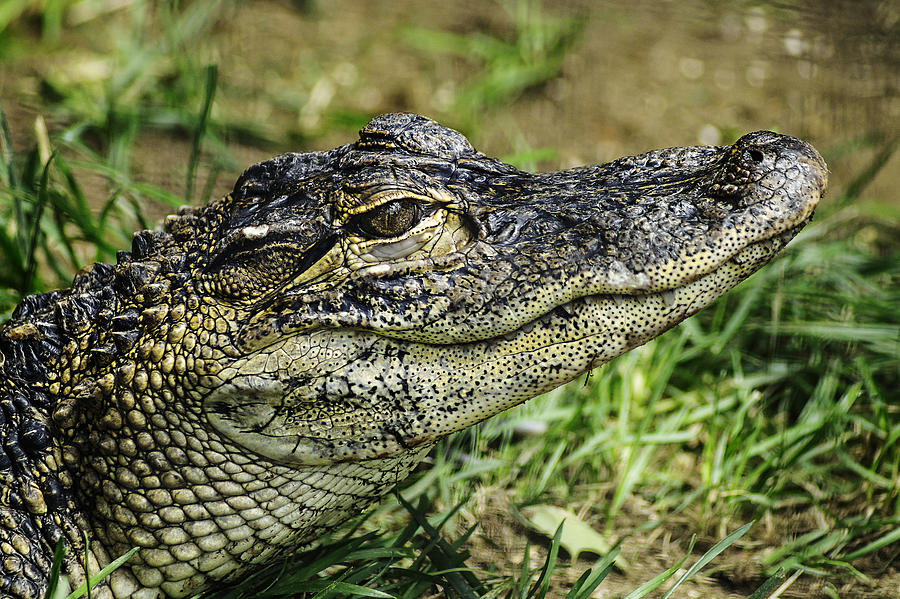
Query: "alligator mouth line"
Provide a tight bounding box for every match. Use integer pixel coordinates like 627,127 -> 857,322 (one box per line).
495,221 -> 805,349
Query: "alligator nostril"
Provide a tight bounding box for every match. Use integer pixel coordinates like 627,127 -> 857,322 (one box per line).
747,149 -> 764,163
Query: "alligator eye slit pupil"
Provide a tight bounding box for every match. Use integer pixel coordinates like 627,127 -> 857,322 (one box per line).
354,198 -> 420,238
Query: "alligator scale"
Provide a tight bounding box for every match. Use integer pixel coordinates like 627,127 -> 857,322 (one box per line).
0,113 -> 827,598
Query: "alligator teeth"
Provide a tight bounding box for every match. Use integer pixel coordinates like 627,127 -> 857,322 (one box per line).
554,303 -> 575,317
502,319 -> 535,340
661,289 -> 677,307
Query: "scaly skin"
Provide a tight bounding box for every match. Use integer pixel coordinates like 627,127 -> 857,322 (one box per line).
0,113 -> 827,598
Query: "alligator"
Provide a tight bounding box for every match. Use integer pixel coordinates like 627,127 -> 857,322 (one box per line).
0,113 -> 827,598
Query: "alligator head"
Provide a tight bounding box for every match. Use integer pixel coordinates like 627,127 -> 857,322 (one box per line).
198,114 -> 827,465
1,113 -> 827,598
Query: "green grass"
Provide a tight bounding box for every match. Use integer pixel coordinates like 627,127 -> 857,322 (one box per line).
402,0 -> 584,131
2,1 -> 898,598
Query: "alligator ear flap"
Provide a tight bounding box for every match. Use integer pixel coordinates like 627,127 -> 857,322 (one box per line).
200,228 -> 339,305
199,249 -> 289,302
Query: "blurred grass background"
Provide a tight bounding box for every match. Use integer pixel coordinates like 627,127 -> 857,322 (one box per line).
1,1 -> 898,597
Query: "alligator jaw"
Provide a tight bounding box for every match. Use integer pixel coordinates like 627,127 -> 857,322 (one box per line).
513,222 -> 803,337
406,218 -> 817,440
501,221 -> 806,356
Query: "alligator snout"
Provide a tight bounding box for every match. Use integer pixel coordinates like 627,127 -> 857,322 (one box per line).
712,131 -> 828,217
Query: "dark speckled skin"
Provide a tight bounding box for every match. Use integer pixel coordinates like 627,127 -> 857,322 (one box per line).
0,114 -> 826,598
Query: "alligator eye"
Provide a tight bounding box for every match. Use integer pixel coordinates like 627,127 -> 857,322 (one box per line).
351,198 -> 421,239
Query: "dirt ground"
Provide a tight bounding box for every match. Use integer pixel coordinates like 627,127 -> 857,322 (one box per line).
457,485 -> 900,598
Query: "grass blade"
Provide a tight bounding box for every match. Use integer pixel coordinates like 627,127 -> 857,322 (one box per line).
660,522 -> 753,599
186,64 -> 218,203
746,568 -> 787,599
620,536 -> 696,599
842,525 -> 900,562
65,536 -> 138,599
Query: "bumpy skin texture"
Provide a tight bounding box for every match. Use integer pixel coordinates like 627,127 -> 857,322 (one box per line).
0,113 -> 827,598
